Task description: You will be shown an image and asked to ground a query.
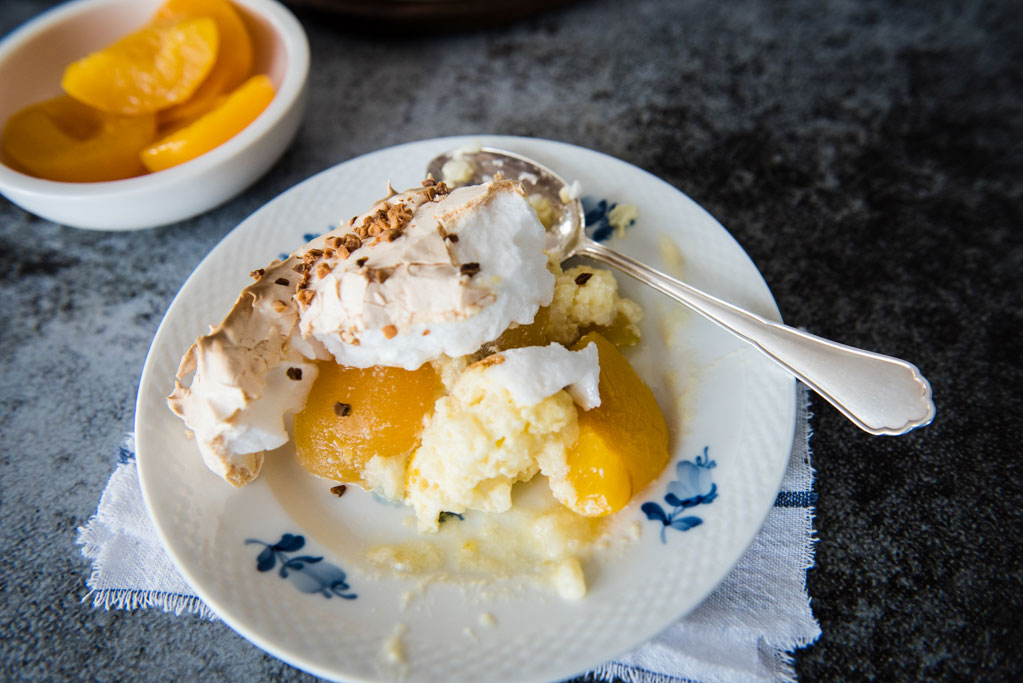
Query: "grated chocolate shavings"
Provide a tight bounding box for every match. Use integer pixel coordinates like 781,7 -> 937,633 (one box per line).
275,277 -> 289,286
382,324 -> 398,339
250,268 -> 265,281
330,484 -> 347,497
333,402 -> 352,417
460,262 -> 481,277
286,367 -> 303,380
574,272 -> 593,286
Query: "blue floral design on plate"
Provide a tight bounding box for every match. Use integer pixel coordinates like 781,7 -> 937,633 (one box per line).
642,447 -> 719,543
582,196 -> 637,242
244,533 -> 356,599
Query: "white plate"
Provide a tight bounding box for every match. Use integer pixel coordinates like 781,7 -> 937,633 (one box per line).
136,135 -> 796,682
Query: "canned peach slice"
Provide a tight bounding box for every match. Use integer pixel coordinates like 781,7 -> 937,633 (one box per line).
554,331 -> 670,517
139,74 -> 274,172
293,361 -> 444,490
151,0 -> 254,127
1,95 -> 155,182
61,17 -> 219,115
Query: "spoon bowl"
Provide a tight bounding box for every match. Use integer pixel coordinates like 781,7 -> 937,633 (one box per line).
426,146 -> 584,255
427,146 -> 936,436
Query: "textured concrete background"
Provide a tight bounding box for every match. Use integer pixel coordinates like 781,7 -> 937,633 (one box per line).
1,0 -> 1020,680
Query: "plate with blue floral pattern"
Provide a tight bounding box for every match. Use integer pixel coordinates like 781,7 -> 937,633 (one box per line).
135,135 -> 796,682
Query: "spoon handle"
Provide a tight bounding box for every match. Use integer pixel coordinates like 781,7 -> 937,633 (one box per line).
575,238 -> 935,435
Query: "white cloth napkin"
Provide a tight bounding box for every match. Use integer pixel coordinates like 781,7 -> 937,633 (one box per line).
78,387 -> 819,682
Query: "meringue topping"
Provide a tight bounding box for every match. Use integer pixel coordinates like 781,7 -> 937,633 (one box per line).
169,178 -> 555,485
298,180 -> 554,370
166,252 -> 327,486
475,342 -> 601,410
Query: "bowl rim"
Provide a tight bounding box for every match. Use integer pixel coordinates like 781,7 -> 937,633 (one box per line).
0,0 -> 310,201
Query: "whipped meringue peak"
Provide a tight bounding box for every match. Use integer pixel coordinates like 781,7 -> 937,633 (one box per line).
476,342 -> 602,411
298,179 -> 554,370
169,178 -> 556,486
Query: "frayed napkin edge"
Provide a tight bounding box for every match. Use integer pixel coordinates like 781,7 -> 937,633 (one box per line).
81,587 -> 219,620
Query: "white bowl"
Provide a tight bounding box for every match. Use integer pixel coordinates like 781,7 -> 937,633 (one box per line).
0,0 -> 309,230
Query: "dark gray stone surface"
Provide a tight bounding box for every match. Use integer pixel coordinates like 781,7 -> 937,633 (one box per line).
1,0 -> 1020,680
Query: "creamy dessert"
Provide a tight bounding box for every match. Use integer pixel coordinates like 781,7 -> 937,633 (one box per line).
169,174 -> 670,596
169,179 -> 553,484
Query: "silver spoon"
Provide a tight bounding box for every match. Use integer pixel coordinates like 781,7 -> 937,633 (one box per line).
427,146 -> 935,436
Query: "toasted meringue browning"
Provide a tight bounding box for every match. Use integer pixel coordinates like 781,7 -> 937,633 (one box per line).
298,180 -> 555,370
167,250 -> 331,485
168,179 -> 555,485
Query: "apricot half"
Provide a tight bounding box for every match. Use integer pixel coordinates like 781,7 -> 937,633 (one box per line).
554,331 -> 670,517
151,0 -> 254,127
61,17 -> 219,115
1,95 -> 155,182
139,74 -> 274,172
293,361 -> 445,489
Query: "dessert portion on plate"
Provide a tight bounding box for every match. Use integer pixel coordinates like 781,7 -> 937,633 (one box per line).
168,175 -> 669,538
